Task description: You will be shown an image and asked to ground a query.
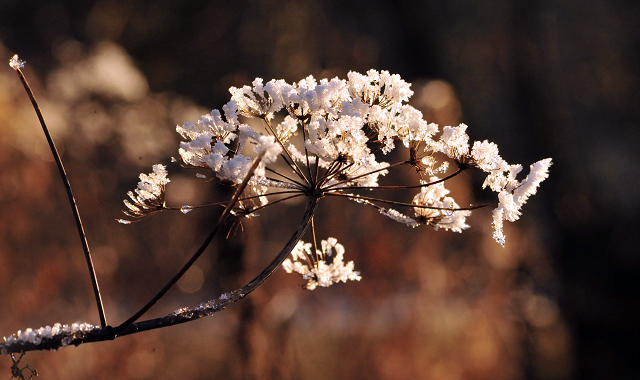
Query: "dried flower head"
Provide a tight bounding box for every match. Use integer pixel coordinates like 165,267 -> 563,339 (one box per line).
121,69 -> 552,285
282,238 -> 361,290
118,164 -> 170,223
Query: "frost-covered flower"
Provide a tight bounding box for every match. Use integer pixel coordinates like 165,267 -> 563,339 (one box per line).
229,78 -> 286,119
282,238 -> 361,290
347,69 -> 413,109
118,164 -> 170,223
490,158 -> 552,245
121,69 -> 551,279
412,178 -> 471,232
438,124 -> 470,162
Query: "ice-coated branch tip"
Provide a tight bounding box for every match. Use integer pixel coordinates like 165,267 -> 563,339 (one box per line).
9,54 -> 25,70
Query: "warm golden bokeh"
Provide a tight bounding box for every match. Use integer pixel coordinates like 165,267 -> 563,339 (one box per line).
1,0 -> 637,378
0,41 -> 568,379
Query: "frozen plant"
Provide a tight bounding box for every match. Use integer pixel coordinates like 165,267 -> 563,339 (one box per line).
2,57 -> 551,359
122,68 -> 551,276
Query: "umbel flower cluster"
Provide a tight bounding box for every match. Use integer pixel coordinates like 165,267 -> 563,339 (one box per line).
121,69 -> 552,289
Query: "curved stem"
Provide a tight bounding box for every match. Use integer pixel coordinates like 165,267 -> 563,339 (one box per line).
112,151 -> 266,334
14,68 -> 107,328
0,196 -> 319,354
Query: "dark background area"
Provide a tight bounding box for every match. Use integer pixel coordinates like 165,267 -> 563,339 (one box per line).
1,0 -> 639,379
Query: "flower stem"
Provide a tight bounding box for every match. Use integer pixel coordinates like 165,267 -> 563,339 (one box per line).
0,191 -> 319,354
112,151 -> 267,334
14,67 -> 107,328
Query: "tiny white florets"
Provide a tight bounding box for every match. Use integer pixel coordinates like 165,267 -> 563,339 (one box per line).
283,238 -> 361,290
412,178 -> 471,232
118,164 -> 170,223
121,70 -> 551,270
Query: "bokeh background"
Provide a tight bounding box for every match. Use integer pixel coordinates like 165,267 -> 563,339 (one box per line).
0,0 -> 638,379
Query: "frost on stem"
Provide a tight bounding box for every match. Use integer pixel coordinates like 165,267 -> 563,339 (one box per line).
9,54 -> 25,70
1,323 -> 98,355
120,69 -> 552,286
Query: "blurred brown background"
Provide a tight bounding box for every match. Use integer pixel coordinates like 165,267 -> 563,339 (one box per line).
0,0 -> 638,379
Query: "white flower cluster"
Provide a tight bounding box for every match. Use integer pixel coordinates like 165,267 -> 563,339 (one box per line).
122,69 -> 551,284
282,238 -> 361,290
1,322 -> 97,354
484,158 -> 553,245
118,164 -> 170,223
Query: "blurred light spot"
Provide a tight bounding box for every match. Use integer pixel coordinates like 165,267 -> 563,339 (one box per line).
415,80 -> 462,125
266,289 -> 299,322
421,80 -> 452,110
165,175 -> 203,206
90,42 -> 149,101
177,265 -> 204,293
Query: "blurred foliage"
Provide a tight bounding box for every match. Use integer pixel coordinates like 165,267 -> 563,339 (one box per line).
1,0 -> 638,379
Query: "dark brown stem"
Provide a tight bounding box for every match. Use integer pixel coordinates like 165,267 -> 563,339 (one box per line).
14,67 -> 107,328
112,151 -> 267,334
0,195 -> 319,354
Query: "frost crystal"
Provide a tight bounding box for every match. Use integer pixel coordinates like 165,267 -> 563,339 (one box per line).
9,54 -> 25,70
283,238 -> 361,290
119,164 -> 170,222
1,322 -> 98,353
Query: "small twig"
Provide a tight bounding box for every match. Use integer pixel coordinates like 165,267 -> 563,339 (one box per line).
12,59 -> 107,328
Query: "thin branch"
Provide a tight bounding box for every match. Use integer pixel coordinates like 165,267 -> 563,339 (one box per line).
264,167 -> 307,189
326,191 -> 499,211
14,67 -> 107,328
263,118 -> 309,185
112,151 -> 267,334
337,166 -> 465,191
0,195 -> 319,354
234,193 -> 305,216
321,161 -> 406,191
163,190 -> 305,212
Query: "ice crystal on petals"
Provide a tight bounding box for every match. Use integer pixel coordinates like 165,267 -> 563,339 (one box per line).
254,135 -> 282,163
118,69 -> 551,256
379,208 -> 419,227
439,124 -> 470,161
283,238 -> 361,290
347,69 -> 413,109
9,54 -> 25,70
229,78 -> 285,119
513,158 -> 552,206
412,178 -> 471,232
470,140 -> 508,172
487,158 -> 553,245
119,164 -> 170,222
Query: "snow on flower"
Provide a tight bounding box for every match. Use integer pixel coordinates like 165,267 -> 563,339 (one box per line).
282,238 -> 361,290
120,69 -> 551,280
